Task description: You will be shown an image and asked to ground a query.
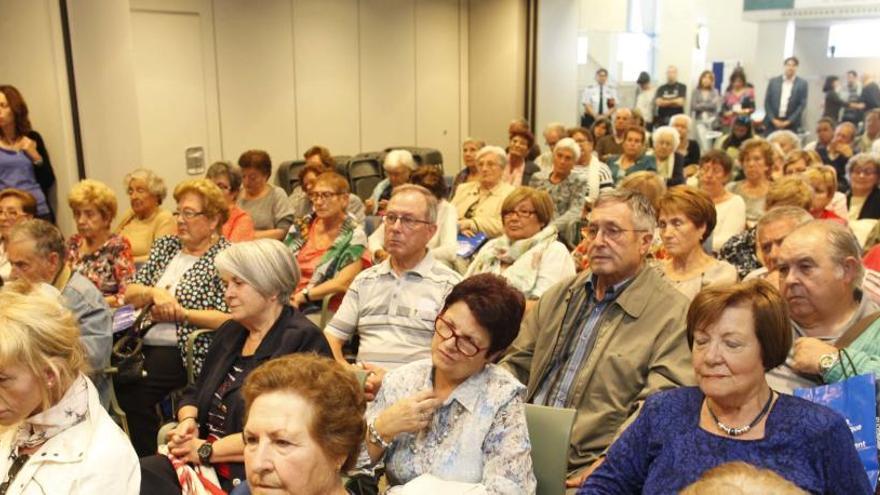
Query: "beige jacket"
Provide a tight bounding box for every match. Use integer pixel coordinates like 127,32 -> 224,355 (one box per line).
451,181 -> 515,238
501,265 -> 695,475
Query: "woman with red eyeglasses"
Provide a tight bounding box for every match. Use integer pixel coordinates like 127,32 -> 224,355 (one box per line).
359,274 -> 536,493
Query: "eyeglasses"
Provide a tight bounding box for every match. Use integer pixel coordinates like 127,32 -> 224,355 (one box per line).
502,209 -> 537,219
383,213 -> 432,230
583,223 -> 647,242
0,209 -> 22,218
173,210 -> 206,220
434,314 -> 488,357
852,168 -> 877,177
308,191 -> 342,202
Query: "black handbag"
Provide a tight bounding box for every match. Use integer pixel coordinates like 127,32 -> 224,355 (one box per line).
110,303 -> 155,384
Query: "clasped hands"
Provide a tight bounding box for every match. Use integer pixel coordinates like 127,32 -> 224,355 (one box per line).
165,418 -> 206,464
150,287 -> 186,323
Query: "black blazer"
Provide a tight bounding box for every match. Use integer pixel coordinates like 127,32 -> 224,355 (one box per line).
849,188 -> 880,220
178,305 -> 331,480
521,160 -> 541,187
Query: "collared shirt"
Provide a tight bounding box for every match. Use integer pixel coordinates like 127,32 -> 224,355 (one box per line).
779,76 -> 795,119
502,162 -> 525,186
767,291 -> 879,394
535,275 -> 633,407
325,252 -> 461,369
581,84 -> 617,114
362,359 -> 535,492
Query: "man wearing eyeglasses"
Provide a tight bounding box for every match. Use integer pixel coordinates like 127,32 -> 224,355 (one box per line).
324,185 -> 461,397
501,188 -> 693,491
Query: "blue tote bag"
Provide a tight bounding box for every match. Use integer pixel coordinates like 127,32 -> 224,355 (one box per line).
794,349 -> 880,490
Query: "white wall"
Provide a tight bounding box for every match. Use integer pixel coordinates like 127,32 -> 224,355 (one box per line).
535,0 -> 579,144
0,0 -> 79,234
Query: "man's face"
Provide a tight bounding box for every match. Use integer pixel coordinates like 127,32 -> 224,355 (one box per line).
756,218 -> 800,271
666,66 -> 678,83
586,201 -> 651,283
7,237 -> 58,284
816,122 -> 834,144
847,72 -> 858,85
833,125 -> 855,145
783,60 -> 798,79
613,110 -> 632,137
777,230 -> 855,325
544,129 -> 562,149
866,113 -> 880,137
383,191 -> 436,261
596,70 -> 608,85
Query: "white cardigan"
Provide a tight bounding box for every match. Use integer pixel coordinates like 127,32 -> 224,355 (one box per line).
0,375 -> 139,494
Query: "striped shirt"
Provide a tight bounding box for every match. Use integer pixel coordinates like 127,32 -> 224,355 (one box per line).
325,252 -> 461,369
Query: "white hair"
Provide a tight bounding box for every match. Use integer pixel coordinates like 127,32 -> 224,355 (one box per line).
544,122 -> 566,135
383,149 -> 416,171
553,137 -> 581,162
651,126 -> 680,150
670,114 -> 692,128
767,130 -> 802,151
124,168 -> 167,202
475,146 -> 508,168
215,239 -> 301,302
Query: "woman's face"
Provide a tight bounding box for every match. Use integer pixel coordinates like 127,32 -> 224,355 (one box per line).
244,391 -> 344,495
552,147 -> 576,177
658,210 -> 705,258
309,182 -> 347,221
672,119 -> 689,142
508,136 -> 529,159
810,183 -> 833,212
700,73 -> 713,89
622,132 -> 644,158
698,161 -> 730,194
0,196 -> 30,237
242,168 -> 269,196
732,123 -> 749,139
503,199 -> 542,241
210,174 -> 237,205
462,142 -> 480,170
784,159 -> 807,176
386,166 -> 411,188
301,171 -> 319,195
653,133 -> 676,161
0,92 -> 13,129
224,274 -> 277,325
127,178 -> 160,218
0,362 -> 45,426
851,163 -> 880,193
742,149 -> 768,182
175,192 -> 218,247
431,301 -> 494,384
692,303 -> 766,405
477,153 -> 504,189
593,123 -> 608,139
572,132 -> 593,164
73,204 -> 112,240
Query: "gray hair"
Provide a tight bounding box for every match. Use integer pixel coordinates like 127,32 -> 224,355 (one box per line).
544,122 -> 566,135
8,219 -> 66,263
206,161 -> 244,192
593,188 -> 657,232
390,184 -> 438,223
214,239 -> 301,302
767,130 -> 801,151
792,220 -> 864,290
553,137 -> 581,162
463,137 -> 486,148
670,114 -> 692,128
846,153 -> 880,184
475,145 -> 509,168
124,168 -> 168,203
384,149 -> 416,171
651,126 -> 681,150
756,206 -> 813,237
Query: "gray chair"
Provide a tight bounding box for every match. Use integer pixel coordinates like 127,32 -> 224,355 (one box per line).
524,403 -> 577,495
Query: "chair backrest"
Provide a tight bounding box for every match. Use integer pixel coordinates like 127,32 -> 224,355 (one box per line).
524,403 -> 577,495
348,152 -> 385,200
276,159 -> 306,194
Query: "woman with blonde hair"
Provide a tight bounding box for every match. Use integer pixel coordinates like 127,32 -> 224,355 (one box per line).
0,281 -> 139,493
67,179 -> 135,306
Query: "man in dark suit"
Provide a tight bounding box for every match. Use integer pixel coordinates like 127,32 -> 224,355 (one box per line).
764,56 -> 809,134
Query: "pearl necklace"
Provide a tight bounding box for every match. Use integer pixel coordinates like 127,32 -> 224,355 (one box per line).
706,390 -> 775,437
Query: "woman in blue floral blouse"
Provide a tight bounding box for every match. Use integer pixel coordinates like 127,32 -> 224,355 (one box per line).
117,178 -> 232,457
362,274 -> 536,493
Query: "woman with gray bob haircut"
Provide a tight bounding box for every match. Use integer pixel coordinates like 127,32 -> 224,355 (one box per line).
140,238 -> 331,494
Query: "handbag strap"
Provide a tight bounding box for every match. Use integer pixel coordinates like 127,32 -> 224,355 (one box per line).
837,348 -> 859,379
131,302 -> 155,338
834,311 -> 880,350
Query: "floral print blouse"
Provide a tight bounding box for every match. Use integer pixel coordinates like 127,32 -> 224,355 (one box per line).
66,233 -> 135,305
132,235 -> 230,376
361,359 -> 536,493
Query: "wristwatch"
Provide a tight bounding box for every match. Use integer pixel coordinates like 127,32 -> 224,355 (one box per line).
197,442 -> 214,466
302,288 -> 311,302
818,353 -> 839,374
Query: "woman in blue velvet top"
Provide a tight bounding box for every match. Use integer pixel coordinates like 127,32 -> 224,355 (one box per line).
579,279 -> 871,495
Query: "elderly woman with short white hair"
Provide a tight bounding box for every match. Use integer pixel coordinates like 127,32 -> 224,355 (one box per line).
451,146 -> 516,238
116,168 -> 176,263
528,137 -> 590,241
0,281 -> 140,493
670,114 -> 701,167
648,125 -> 685,186
139,239 -> 332,494
767,129 -> 801,156
365,149 -> 416,216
